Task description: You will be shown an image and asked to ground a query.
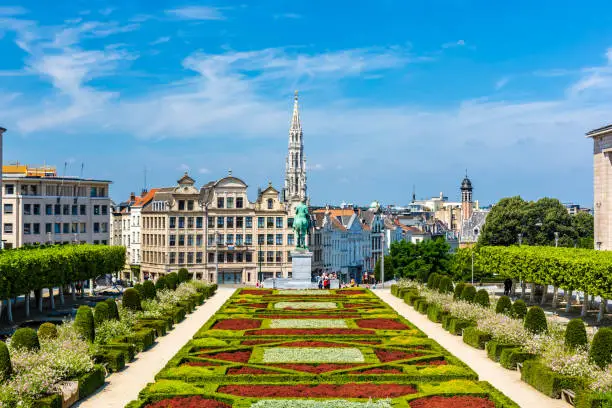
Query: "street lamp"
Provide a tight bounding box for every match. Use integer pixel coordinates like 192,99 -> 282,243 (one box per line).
517,233 -> 523,246
554,231 -> 559,247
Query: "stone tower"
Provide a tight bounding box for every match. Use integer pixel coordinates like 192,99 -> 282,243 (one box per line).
283,91 -> 307,204
461,172 -> 473,222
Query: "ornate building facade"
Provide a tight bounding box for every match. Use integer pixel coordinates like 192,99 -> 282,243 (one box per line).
586,124 -> 612,250
458,174 -> 489,247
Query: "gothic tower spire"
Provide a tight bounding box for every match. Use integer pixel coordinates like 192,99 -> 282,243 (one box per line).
283,91 -> 307,203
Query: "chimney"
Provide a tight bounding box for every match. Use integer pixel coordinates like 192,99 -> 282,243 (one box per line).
130,191 -> 136,202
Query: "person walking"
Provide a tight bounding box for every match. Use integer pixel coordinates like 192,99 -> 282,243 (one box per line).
503,278 -> 512,296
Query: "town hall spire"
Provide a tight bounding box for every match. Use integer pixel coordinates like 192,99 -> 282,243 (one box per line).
283,91 -> 307,204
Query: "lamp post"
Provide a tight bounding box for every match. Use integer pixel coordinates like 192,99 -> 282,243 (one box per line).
215,232 -> 220,283
554,231 -> 559,247
258,242 -> 262,284
471,246 -> 474,285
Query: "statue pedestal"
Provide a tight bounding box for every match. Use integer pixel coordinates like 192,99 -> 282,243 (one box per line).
263,250 -> 314,289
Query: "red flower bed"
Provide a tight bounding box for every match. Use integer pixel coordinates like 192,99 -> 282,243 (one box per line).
145,396 -> 231,408
351,367 -> 403,374
217,383 -> 417,398
375,349 -> 423,362
336,290 -> 366,295
356,319 -> 410,330
280,341 -> 346,347
203,350 -> 252,363
246,328 -> 375,336
212,319 -> 261,330
242,303 -> 268,308
241,339 -> 274,346
183,361 -> 222,367
272,363 -> 359,374
226,366 -> 277,375
256,314 -> 359,319
415,359 -> 448,366
408,396 -> 495,408
241,290 -> 272,295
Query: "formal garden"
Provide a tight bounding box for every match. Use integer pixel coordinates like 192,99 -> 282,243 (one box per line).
126,287 -> 518,407
391,273 -> 612,408
0,245 -> 218,407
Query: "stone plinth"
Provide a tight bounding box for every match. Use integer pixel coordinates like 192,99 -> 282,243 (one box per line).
263,250 -> 313,289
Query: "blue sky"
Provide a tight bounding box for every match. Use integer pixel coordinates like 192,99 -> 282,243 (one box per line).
1,1 -> 612,207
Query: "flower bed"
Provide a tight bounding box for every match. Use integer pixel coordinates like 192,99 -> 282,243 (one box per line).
274,301 -> 337,309
241,290 -> 273,295
145,396 -> 231,408
212,319 -> 262,330
129,288 -> 520,408
408,396 -> 495,408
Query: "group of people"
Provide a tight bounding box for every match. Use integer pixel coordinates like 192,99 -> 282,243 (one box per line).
317,272 -> 336,289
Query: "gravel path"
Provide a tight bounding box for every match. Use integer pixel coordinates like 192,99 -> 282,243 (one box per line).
75,287 -> 235,408
374,289 -> 569,408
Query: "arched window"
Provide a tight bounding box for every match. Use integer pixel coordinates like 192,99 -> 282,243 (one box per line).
267,198 -> 273,209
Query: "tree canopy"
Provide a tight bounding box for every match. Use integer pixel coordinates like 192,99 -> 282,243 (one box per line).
388,237 -> 451,281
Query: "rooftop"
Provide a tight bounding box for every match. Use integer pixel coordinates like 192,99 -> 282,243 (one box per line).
586,123 -> 612,137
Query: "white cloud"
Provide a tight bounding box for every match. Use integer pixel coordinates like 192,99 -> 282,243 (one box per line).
442,39 -> 466,48
150,36 -> 170,45
165,6 -> 225,20
198,167 -> 210,174
99,7 -> 115,16
495,77 -> 510,90
0,6 -> 27,16
274,13 -> 301,19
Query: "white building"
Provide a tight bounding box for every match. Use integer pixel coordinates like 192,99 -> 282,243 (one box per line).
1,163 -> 111,248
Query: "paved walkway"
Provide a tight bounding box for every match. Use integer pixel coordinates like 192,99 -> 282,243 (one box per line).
76,287 -> 235,408
374,289 -> 569,408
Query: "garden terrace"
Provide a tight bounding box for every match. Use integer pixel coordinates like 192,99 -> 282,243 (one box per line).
128,288 -> 518,407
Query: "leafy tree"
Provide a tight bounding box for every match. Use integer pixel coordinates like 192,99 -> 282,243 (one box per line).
374,256 -> 394,282
572,212 -> 594,249
389,237 -> 451,280
478,196 -> 528,246
450,247 -> 490,282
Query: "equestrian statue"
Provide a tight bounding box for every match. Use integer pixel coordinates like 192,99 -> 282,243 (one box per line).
292,199 -> 311,250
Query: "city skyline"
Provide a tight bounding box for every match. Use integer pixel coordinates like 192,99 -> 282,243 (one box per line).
1,1 -> 612,206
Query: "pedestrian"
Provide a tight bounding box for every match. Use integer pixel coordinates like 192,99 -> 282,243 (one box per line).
318,278 -> 323,290
504,278 -> 512,296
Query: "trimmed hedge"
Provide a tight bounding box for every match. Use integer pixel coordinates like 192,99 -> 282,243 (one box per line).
94,302 -> 111,326
474,289 -> 490,307
439,277 -> 453,294
166,272 -> 179,290
511,299 -> 527,320
134,283 -> 145,299
78,365 -> 106,399
499,347 -> 536,370
524,306 -> 547,334
486,340 -> 519,362
31,393 -> 62,408
142,280 -> 157,300
565,318 -> 588,350
11,328 -> 40,351
123,288 -> 143,311
589,327 -> 612,368
427,273 -> 438,289
0,341 -> 11,381
177,268 -> 190,283
453,282 -> 466,300
106,298 -> 119,320
37,322 -> 58,340
75,306 -> 95,343
448,318 -> 473,335
521,359 -> 583,398
155,276 -> 169,291
460,285 -> 476,302
463,327 -> 491,349
574,390 -> 612,408
495,296 -> 512,315
94,348 -> 126,372
426,304 -> 443,323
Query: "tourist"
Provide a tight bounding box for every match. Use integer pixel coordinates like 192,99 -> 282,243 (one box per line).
504,278 -> 512,296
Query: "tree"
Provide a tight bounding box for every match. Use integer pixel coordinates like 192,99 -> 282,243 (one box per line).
478,196 -> 528,246
374,256 -> 394,282
449,247 -> 491,282
389,237 -> 451,280
572,212 -> 594,249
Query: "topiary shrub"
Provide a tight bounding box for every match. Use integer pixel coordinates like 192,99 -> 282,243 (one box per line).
11,328 -> 40,351
166,272 -> 179,290
427,273 -> 438,289
75,306 -> 95,342
495,296 -> 512,315
453,282 -> 466,300
432,274 -> 442,290
122,288 -> 142,311
565,319 -> 588,351
589,327 -> 612,368
177,268 -> 190,283
105,298 -> 119,320
524,306 -> 548,334
474,289 -> 490,307
416,269 -> 429,283
460,285 -> 476,303
512,299 -> 528,320
0,341 -> 12,381
439,277 -> 453,294
94,302 -> 110,327
155,276 -> 169,291
37,322 -> 58,340
134,283 -> 145,299
142,280 -> 157,300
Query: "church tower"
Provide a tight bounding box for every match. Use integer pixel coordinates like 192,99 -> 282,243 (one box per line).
461,172 -> 473,222
283,91 -> 307,203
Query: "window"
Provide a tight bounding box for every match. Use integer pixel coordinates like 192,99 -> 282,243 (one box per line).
217,252 -> 224,263
3,204 -> 12,214
5,185 -> 14,195
217,216 -> 224,228
63,223 -> 70,234
45,223 -> 52,233
33,223 -> 40,234
188,200 -> 194,211
267,251 -> 274,263
33,204 -> 40,215
208,252 -> 215,263
226,217 -> 234,228
80,205 -> 86,215
208,234 -> 215,246
178,217 -> 185,228
288,251 -> 292,262
187,235 -> 194,246
80,223 -> 86,233
267,234 -> 273,245
236,234 -> 243,245
54,204 -> 61,215
258,217 -> 265,228
267,198 -> 273,209
178,200 -> 185,210
169,252 -> 176,264
276,234 -> 283,245
24,204 -> 31,215
288,218 -> 294,228
93,205 -> 100,215
226,252 -> 234,263
178,252 -> 185,264
258,234 -> 264,245
196,217 -> 203,228
276,217 -> 283,228
276,251 -> 282,263
45,204 -> 52,215
217,197 -> 224,208
246,252 -> 252,262
245,234 -> 253,245
226,234 -> 234,245
178,235 -> 185,246
208,217 -> 214,228
196,234 -> 203,246
187,217 -> 194,228
72,223 -> 78,233
246,217 -> 253,228
54,223 -> 61,234
169,217 -> 176,228
101,205 -> 108,215
71,205 -> 77,215
267,217 -> 274,228
187,252 -> 194,264
3,223 -> 12,233
236,217 -> 243,228
288,234 -> 295,245
24,223 -> 31,235
93,223 -> 100,233
236,252 -> 243,262
227,197 -> 234,209
258,251 -> 264,262
196,252 -> 203,263
217,234 -> 224,245
101,223 -> 108,233
236,197 -> 243,208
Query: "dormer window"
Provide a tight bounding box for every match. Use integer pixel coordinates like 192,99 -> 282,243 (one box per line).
267,198 -> 273,209
217,197 -> 224,208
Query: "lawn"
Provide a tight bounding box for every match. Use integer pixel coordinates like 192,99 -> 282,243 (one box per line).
127,288 -> 518,407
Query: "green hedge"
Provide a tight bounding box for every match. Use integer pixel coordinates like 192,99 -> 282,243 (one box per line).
94,348 -> 126,372
520,359 -> 583,398
574,390 -> 612,408
486,341 -> 519,362
417,300 -> 429,314
31,393 -> 62,408
448,318 -> 473,335
463,327 -> 491,349
426,304 -> 443,323
499,347 -> 536,370
78,365 -> 106,399
102,342 -> 137,361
